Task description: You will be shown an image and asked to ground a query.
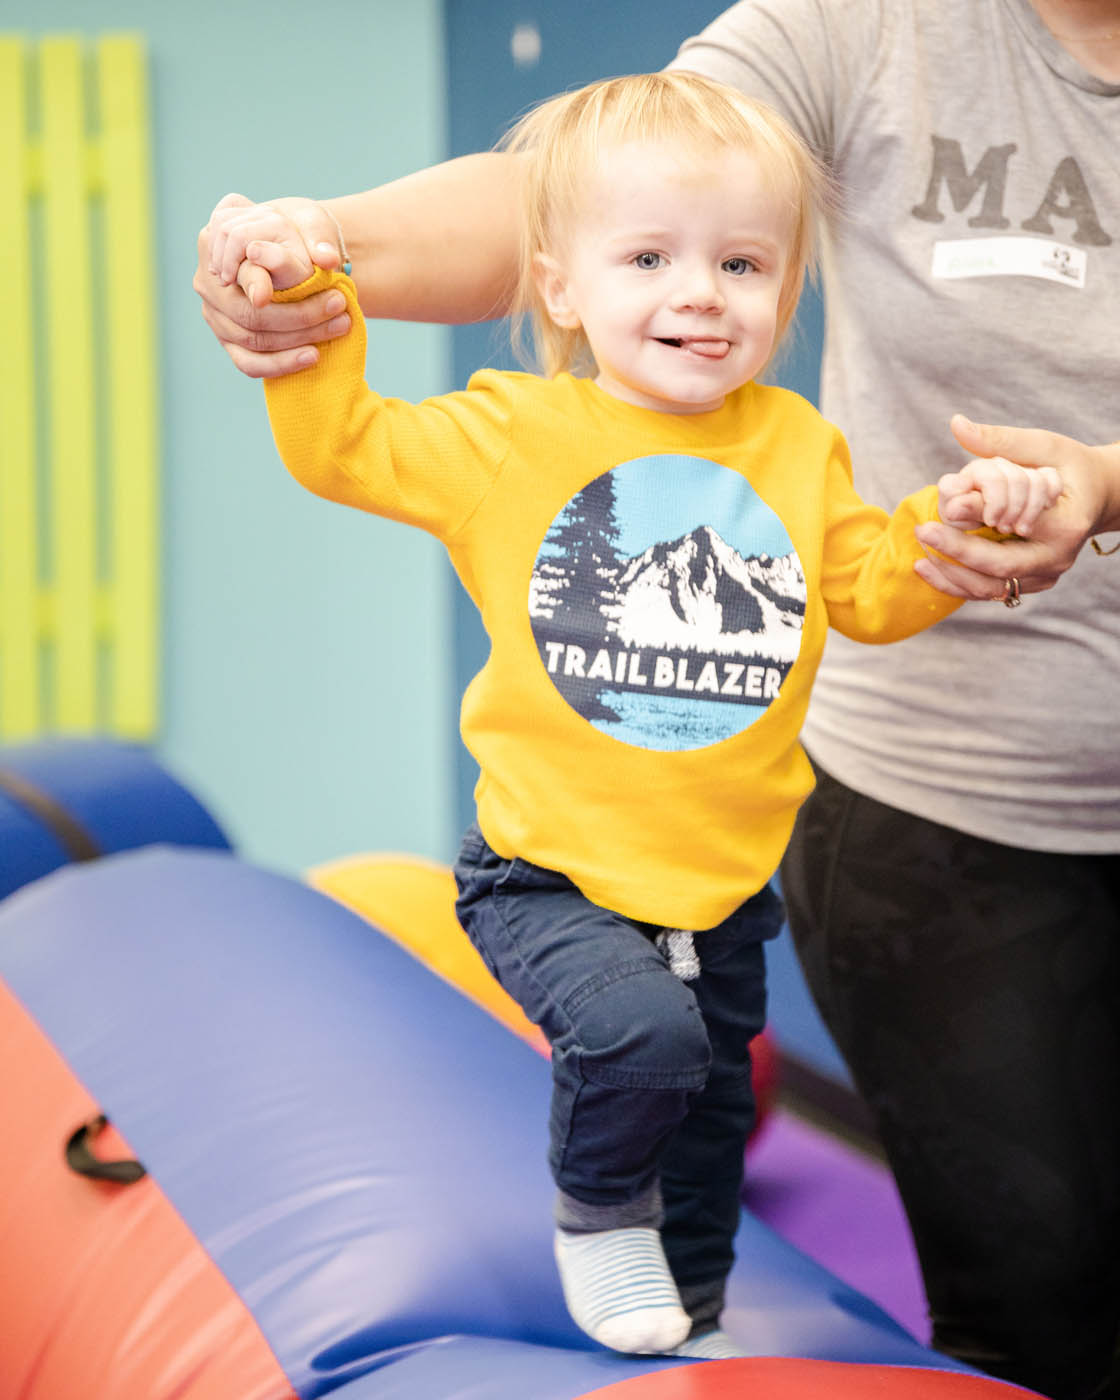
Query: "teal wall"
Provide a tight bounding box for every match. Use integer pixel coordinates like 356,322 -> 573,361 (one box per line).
2,0 -> 456,874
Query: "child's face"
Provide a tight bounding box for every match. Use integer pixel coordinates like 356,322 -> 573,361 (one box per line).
535,140 -> 794,414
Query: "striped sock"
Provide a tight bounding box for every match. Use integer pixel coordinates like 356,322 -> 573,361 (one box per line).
671,1328 -> 746,1360
554,1226 -> 691,1354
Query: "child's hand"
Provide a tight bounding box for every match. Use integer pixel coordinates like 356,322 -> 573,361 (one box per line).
244,235 -> 317,298
210,202 -> 317,304
937,456 -> 1062,538
243,206 -> 316,298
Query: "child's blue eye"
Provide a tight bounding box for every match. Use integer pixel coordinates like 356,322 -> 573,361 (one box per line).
634,252 -> 662,270
723,257 -> 753,275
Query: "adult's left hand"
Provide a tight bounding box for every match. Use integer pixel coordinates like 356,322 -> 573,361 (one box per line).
913,415 -> 1119,599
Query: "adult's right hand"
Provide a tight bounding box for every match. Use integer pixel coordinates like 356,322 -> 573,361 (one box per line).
194,194 -> 352,378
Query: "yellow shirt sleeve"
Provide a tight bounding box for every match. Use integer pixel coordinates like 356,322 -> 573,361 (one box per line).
264,269 -> 511,541
817,430 -> 962,642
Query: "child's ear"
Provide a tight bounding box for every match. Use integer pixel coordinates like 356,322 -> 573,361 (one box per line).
533,252 -> 582,329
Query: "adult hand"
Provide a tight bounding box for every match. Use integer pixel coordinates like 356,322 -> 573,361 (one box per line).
914,415 -> 1118,600
194,194 -> 352,378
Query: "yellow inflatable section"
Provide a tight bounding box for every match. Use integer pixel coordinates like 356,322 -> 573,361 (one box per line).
307,852 -> 549,1057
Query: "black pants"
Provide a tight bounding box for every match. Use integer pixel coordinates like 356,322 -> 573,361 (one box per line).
781,762 -> 1120,1400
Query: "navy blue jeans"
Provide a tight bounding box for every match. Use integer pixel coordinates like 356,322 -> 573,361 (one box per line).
453,824 -> 779,1329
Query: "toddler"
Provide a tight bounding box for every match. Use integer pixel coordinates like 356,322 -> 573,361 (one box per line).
228,72 -> 1058,1360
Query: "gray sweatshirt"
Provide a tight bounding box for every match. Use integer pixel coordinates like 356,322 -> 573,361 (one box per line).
673,0 -> 1120,850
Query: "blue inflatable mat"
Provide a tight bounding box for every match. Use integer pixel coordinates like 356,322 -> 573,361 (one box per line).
0,738 -> 230,900
0,848 -> 973,1398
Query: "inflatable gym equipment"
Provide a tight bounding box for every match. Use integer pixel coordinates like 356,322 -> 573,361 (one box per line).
0,843 -> 1039,1399
308,850 -> 780,1140
309,850 -> 549,1052
0,736 -> 230,901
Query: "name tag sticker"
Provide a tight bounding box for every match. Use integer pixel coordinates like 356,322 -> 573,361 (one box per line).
931,236 -> 1087,287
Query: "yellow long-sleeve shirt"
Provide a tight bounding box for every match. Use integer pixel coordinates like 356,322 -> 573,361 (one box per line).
266,270 -> 958,928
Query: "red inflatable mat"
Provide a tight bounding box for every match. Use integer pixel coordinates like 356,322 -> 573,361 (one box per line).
580,1356 -> 1038,1398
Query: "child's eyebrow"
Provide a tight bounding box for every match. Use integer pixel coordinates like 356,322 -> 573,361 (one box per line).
602,229 -> 783,248
601,227 -> 677,244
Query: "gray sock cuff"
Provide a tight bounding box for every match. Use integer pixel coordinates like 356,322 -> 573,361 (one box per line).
554,1183 -> 663,1233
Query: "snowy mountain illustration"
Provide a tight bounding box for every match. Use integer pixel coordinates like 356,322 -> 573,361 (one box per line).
611,525 -> 804,661
531,524 -> 804,660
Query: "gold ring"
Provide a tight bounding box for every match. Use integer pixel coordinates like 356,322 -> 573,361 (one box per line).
1001,576 -> 1021,608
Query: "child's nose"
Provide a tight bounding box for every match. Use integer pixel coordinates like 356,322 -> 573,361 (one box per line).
670,265 -> 724,313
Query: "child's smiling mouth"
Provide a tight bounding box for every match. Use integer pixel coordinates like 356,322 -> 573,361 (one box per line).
654,336 -> 731,359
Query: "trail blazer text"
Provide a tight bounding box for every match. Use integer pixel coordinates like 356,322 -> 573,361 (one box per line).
541,642 -> 784,701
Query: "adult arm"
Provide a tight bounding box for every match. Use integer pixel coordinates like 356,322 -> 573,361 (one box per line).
914,417 -> 1120,597
194,154 -> 523,378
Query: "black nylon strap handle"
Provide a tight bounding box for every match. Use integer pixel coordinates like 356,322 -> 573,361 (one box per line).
0,768 -> 102,863
65,1115 -> 147,1185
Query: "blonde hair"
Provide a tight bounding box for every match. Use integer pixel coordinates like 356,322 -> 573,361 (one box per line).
500,70 -> 830,379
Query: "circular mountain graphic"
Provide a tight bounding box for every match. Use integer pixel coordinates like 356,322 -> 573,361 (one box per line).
528,454 -> 806,751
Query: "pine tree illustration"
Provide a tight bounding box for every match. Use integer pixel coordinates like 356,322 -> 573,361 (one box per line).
544,472 -> 623,629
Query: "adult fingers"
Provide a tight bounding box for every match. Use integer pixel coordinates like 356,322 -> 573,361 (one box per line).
949,414 -> 1078,472
914,550 -> 1028,603
194,269 -> 349,360
915,521 -> 1068,592
221,340 -> 322,379
913,554 -> 970,599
